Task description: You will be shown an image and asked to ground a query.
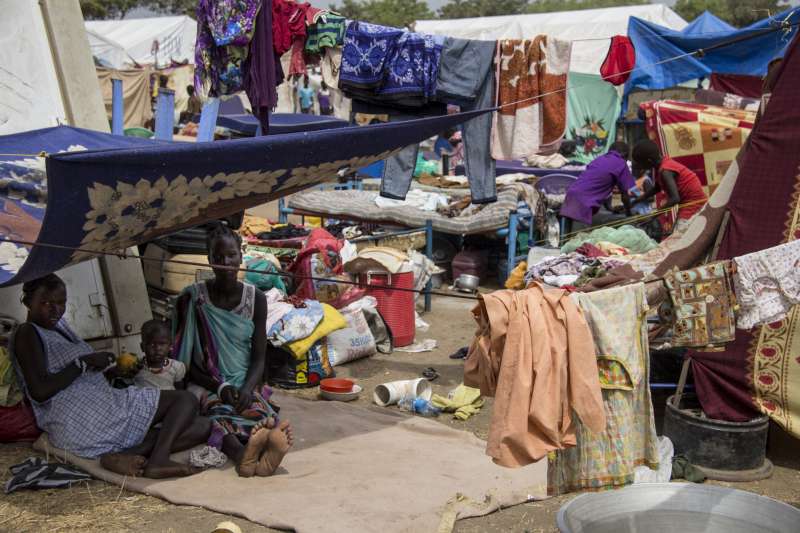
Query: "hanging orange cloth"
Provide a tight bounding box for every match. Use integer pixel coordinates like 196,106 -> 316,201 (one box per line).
465,284 -> 606,468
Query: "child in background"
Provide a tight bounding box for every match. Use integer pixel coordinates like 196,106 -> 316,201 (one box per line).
318,81 -> 332,115
298,76 -> 315,114
134,319 -> 185,390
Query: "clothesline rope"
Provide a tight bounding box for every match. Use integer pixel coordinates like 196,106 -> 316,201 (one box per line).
1,15 -> 794,161
0,197 -> 705,296
550,198 -> 708,246
566,12 -> 797,42
0,236 -> 483,301
495,18 -> 799,111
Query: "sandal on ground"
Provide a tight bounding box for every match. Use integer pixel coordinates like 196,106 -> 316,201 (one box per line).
449,347 -> 468,359
422,367 -> 439,381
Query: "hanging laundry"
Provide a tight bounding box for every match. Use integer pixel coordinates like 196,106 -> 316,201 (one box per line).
434,37 -> 497,204
464,284 -> 606,468
491,37 -> 570,161
340,23 -> 443,103
243,0 -> 282,134
380,32 -> 443,101
664,261 -> 737,347
600,35 -> 635,86
733,240 -> 800,330
340,22 -> 404,91
565,72 -> 621,163
194,0 -> 262,97
289,3 -> 320,76
549,283 -> 659,493
305,13 -> 346,55
272,0 -> 306,56
321,46 -> 342,88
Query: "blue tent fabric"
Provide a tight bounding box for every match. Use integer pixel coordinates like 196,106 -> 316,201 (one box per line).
0,109 -> 489,286
624,8 -> 800,97
216,113 -> 349,137
682,11 -> 735,36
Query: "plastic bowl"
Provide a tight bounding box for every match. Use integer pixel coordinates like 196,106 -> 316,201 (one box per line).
320,378 -> 354,393
320,384 -> 362,402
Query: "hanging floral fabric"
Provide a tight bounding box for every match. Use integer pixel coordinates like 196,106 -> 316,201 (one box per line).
195,0 -> 262,97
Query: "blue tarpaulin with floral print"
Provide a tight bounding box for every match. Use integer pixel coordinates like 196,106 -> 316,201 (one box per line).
0,109 -> 489,287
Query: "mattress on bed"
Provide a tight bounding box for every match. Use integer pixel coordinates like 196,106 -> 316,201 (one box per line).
287,187 -> 525,234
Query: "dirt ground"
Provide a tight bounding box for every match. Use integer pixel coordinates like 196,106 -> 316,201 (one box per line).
1,291 -> 798,533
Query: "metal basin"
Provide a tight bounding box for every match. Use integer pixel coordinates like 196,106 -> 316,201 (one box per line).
454,273 -> 480,292
557,483 -> 800,533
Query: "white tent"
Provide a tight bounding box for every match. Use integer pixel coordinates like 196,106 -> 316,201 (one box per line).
85,15 -> 196,69
415,4 -> 687,74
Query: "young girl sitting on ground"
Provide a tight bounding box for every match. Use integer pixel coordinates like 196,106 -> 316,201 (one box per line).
134,320 -> 186,391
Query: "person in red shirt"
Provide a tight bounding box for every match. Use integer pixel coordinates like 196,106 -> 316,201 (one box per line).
631,140 -> 708,232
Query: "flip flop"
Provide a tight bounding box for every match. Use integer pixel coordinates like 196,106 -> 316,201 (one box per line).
449,347 -> 468,359
422,367 -> 439,381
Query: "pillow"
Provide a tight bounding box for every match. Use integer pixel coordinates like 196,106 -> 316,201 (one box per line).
285,303 -> 347,358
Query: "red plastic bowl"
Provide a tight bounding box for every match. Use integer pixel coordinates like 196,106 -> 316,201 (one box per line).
320,378 -> 354,393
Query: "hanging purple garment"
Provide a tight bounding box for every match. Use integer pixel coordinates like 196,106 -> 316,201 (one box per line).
195,0 -> 262,97
244,0 -> 281,134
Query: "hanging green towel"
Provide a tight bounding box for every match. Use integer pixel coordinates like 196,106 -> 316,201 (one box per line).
566,72 -> 621,164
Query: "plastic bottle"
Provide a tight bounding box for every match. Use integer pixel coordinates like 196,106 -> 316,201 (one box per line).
398,396 -> 441,417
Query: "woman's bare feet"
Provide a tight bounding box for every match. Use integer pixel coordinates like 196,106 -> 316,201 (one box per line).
143,460 -> 202,479
255,420 -> 294,477
236,421 -> 271,478
100,453 -> 147,477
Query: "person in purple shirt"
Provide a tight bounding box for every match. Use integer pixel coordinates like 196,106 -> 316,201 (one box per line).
318,81 -> 333,116
559,141 -> 634,234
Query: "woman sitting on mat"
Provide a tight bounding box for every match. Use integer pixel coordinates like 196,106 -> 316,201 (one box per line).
12,274 -> 209,479
173,223 -> 293,477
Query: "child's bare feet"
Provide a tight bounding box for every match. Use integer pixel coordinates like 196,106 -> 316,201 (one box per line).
100,453 -> 147,477
255,420 -> 293,477
143,460 -> 201,479
236,421 -> 271,478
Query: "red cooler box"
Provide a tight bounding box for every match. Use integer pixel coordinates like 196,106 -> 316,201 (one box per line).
359,270 -> 415,347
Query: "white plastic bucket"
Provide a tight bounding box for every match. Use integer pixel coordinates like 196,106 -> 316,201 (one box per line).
373,378 -> 432,406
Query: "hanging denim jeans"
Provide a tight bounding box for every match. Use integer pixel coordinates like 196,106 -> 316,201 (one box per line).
379,38 -> 497,204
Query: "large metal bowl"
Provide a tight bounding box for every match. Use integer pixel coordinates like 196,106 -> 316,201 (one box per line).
557,483 -> 800,533
455,273 -> 480,292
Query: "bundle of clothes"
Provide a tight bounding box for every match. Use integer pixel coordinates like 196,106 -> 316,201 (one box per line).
194,1 -> 571,206
242,227 -> 437,388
